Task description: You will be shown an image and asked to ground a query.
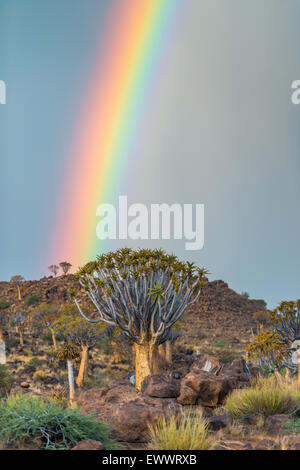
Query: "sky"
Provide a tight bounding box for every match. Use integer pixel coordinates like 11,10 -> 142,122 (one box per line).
0,0 -> 300,309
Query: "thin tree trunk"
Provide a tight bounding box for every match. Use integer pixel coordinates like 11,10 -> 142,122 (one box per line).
298,351 -> 300,388
50,328 -> 57,350
134,341 -> 159,390
67,360 -> 75,403
0,328 -> 6,364
165,340 -> 173,364
19,330 -> 24,347
17,286 -> 22,300
76,345 -> 89,387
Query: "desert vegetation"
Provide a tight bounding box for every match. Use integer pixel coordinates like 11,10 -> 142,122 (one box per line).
0,250 -> 300,450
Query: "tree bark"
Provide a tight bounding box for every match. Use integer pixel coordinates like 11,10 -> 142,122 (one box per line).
165,340 -> 173,364
76,345 -> 89,387
67,360 -> 75,403
134,341 -> 158,390
19,330 -> 24,347
50,329 -> 57,351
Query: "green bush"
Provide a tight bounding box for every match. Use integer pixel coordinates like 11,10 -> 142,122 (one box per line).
0,301 -> 11,309
282,418 -> 300,434
0,394 -> 118,450
25,295 -> 40,306
148,410 -> 216,450
225,376 -> 300,418
28,357 -> 41,368
0,365 -> 13,398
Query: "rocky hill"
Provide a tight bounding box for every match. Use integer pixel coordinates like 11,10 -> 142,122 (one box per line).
0,274 -> 263,357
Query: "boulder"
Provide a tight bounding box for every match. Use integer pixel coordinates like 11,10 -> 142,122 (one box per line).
112,397 -> 181,442
255,439 -> 279,450
264,414 -> 290,435
141,375 -> 180,398
20,381 -> 30,388
193,355 -> 222,375
177,370 -> 231,407
207,413 -> 233,431
71,440 -> 106,450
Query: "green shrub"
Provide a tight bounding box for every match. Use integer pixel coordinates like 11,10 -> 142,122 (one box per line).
225,376 -> 300,419
216,349 -> 239,364
25,295 -> 40,306
0,365 -> 13,397
212,341 -> 229,348
148,410 -> 216,450
0,394 -> 118,450
28,357 -> 41,368
0,301 -> 11,309
282,418 -> 300,434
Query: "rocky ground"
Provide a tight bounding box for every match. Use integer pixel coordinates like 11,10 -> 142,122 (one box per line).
2,274 -> 292,451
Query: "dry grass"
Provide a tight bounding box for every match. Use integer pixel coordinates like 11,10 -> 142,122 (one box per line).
148,409 -> 217,450
225,376 -> 300,419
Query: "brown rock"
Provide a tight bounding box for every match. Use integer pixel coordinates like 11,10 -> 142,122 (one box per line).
71,440 -> 106,450
112,397 -> 181,442
177,370 -> 231,407
20,382 -> 30,388
255,439 -> 279,450
193,355 -> 222,375
207,413 -> 233,431
264,414 -> 290,435
141,375 -> 180,398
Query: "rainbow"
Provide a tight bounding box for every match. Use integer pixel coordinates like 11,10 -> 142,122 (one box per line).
50,0 -> 180,272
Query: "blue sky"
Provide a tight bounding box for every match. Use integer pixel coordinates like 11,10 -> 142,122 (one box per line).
0,0 -> 300,309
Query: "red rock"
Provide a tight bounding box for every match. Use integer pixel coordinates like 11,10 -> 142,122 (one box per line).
141,375 -> 180,398
71,440 -> 105,450
177,370 -> 231,407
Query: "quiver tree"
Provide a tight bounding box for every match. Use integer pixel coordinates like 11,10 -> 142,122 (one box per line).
73,248 -> 207,389
10,314 -> 26,347
57,343 -> 80,404
0,306 -> 10,364
10,275 -> 24,300
247,300 -> 300,376
31,303 -> 60,350
59,261 -> 72,275
253,310 -> 270,332
48,265 -> 59,277
54,305 -> 106,387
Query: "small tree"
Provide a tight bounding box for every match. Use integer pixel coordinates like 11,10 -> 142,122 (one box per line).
247,300 -> 300,376
253,310 -> 270,331
57,343 -> 80,404
31,303 -> 60,350
10,275 -> 24,300
48,265 -> 59,277
59,262 -> 72,275
10,314 -> 26,347
73,248 -> 207,389
54,305 -> 106,387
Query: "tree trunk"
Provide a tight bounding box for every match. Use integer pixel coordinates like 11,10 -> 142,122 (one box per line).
0,328 -> 6,364
19,330 -> 24,347
67,360 -> 75,403
17,286 -> 22,300
76,345 -> 89,387
50,329 -> 57,351
165,340 -> 173,364
134,341 -> 158,390
298,351 -> 300,388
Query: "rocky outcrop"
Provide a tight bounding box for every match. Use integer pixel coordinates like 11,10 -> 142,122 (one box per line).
141,375 -> 180,398
177,370 -> 231,406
